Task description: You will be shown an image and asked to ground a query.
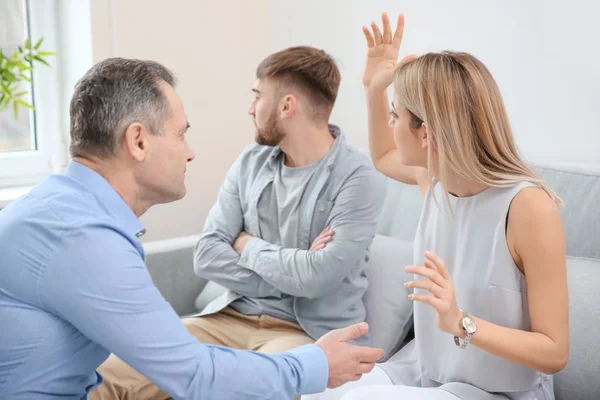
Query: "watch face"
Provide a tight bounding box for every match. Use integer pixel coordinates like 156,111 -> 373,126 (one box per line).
463,316 -> 477,334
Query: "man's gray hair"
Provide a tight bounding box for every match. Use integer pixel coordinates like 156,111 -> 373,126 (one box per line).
69,58 -> 176,158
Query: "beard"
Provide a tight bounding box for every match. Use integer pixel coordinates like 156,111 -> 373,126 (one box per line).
255,111 -> 285,146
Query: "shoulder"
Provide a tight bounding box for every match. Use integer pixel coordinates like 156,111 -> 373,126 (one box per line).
509,186 -> 561,229
334,144 -> 387,196
508,185 -> 565,261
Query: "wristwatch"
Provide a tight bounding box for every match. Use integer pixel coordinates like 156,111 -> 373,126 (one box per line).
454,309 -> 477,349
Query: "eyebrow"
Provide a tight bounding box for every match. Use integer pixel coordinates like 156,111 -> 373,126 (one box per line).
179,122 -> 190,134
252,88 -> 260,94
391,100 -> 397,112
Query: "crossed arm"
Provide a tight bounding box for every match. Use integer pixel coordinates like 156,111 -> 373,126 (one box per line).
194,154 -> 386,300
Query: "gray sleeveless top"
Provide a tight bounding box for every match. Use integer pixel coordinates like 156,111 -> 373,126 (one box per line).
379,180 -> 554,400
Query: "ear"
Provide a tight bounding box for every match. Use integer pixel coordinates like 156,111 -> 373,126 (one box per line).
121,122 -> 150,162
420,123 -> 429,149
279,94 -> 296,120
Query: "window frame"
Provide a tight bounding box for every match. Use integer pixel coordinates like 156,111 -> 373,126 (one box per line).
0,0 -> 93,191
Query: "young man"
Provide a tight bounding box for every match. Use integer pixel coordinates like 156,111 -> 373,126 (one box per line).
93,47 -> 387,399
0,57 -> 384,400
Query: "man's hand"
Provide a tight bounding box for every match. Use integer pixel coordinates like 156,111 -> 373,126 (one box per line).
315,322 -> 384,388
309,227 -> 334,251
232,231 -> 254,255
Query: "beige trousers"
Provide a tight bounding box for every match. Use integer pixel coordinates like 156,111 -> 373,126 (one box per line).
90,307 -> 314,400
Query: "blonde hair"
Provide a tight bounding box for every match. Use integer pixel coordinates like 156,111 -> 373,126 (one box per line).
394,51 -> 561,205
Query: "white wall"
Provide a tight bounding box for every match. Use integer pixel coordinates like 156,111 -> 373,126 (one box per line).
90,0 -> 272,241
85,0 -> 598,241
271,0 -> 600,166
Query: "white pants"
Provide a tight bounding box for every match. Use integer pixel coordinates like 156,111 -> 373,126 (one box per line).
303,366 -> 459,400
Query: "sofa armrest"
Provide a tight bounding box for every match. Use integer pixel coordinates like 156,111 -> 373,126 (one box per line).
144,235 -> 207,316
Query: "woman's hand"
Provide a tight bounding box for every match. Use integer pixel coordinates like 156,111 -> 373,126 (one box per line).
405,251 -> 463,337
362,12 -> 414,92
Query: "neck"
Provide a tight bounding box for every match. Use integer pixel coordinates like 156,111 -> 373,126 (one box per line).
440,171 -> 489,197
73,156 -> 151,217
279,123 -> 335,167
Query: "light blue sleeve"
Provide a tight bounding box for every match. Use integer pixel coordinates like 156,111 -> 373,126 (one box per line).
41,227 -> 328,400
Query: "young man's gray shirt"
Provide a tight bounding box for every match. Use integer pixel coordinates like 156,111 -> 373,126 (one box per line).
194,126 -> 386,345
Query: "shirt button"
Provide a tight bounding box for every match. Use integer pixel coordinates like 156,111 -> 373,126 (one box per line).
319,207 -> 325,212
266,272 -> 273,278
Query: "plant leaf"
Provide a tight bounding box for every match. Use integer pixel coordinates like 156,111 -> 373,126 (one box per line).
25,38 -> 31,50
1,81 -> 10,93
19,73 -> 32,83
16,62 -> 32,71
13,100 -> 19,119
37,51 -> 56,57
34,37 -> 44,50
14,91 -> 28,98
33,55 -> 51,67
0,99 -> 9,112
17,99 -> 34,109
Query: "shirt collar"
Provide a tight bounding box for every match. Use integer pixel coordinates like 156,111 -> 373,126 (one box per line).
268,124 -> 344,168
65,161 -> 146,238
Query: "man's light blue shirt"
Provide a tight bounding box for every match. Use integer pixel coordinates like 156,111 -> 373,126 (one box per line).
0,161 -> 328,399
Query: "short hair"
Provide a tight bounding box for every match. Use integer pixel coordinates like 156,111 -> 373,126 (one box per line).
69,57 -> 176,158
256,46 -> 341,122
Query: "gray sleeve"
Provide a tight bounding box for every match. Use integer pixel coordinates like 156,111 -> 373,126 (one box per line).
194,153 -> 280,298
238,166 -> 387,299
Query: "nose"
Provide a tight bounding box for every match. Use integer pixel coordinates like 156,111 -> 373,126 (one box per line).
187,141 -> 196,162
187,150 -> 196,162
248,101 -> 256,116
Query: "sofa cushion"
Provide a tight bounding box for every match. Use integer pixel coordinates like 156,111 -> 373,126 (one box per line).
376,178 -> 423,241
554,256 -> 600,400
364,234 -> 415,360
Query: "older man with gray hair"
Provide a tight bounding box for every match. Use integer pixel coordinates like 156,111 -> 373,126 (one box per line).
0,57 -> 383,400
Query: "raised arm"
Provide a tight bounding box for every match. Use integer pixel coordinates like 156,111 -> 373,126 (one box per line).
362,13 -> 428,194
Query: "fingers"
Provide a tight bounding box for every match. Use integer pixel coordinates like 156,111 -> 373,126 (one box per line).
362,26 -> 375,48
405,265 -> 446,288
370,21 -> 383,45
354,346 -> 385,363
404,279 -> 444,297
409,293 -> 445,310
334,322 -> 369,342
425,251 -> 451,280
381,12 -> 392,44
392,14 -> 405,48
358,362 -> 376,374
310,227 -> 334,251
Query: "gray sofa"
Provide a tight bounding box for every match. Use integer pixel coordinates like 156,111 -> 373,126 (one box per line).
145,163 -> 600,400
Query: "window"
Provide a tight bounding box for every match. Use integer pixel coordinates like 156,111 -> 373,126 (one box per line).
0,0 -> 93,193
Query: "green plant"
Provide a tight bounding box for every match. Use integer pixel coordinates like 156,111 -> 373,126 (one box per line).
0,37 -> 55,119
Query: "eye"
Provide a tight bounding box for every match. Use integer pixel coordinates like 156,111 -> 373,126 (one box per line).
389,108 -> 399,119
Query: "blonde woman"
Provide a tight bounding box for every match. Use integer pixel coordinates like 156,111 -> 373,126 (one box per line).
305,12 -> 569,400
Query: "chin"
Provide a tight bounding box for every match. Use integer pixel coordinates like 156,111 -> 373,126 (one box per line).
163,186 -> 187,204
